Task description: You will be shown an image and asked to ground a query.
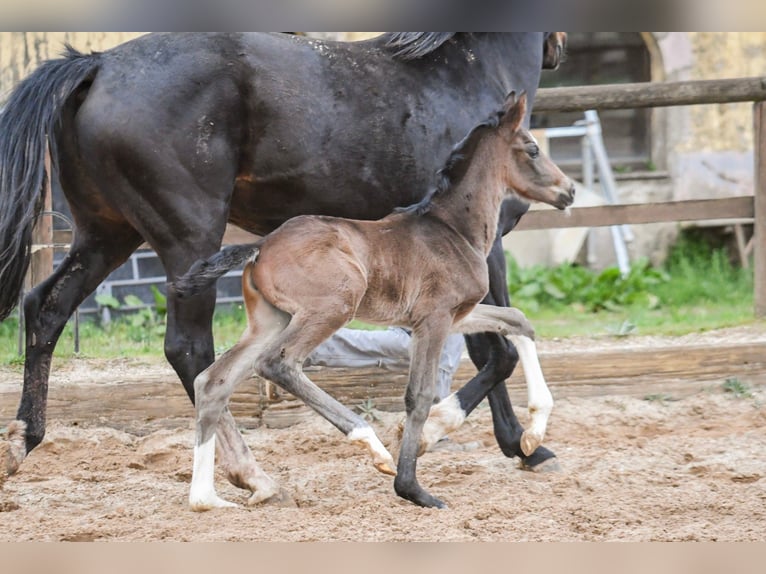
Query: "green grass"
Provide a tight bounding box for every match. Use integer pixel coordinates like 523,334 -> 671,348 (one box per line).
507,230 -> 757,339
0,230 -> 760,364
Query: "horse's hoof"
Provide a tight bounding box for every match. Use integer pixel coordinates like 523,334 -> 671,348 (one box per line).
520,455 -> 560,473
515,446 -> 559,472
520,430 -> 543,457
250,487 -> 297,508
0,420 -> 27,489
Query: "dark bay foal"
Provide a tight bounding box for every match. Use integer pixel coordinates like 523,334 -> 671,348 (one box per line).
174,92 -> 575,509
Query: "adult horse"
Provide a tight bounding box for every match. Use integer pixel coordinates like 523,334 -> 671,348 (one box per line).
0,32 -> 566,503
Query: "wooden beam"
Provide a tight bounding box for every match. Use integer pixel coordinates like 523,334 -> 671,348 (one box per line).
534,77 -> 766,113
29,150 -> 53,286
2,342 -> 765,428
754,102 -> 766,317
515,197 -> 755,231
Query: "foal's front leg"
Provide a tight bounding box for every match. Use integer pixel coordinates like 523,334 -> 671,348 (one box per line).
394,323 -> 450,508
420,305 -> 553,456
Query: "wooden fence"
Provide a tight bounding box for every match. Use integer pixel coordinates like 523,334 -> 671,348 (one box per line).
522,77 -> 766,317
39,77 -> 766,316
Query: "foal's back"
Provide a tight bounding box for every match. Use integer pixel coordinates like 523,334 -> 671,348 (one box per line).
249,211 -> 488,326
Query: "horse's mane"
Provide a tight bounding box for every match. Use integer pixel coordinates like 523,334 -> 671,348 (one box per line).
395,108 -> 505,217
381,33 -> 458,60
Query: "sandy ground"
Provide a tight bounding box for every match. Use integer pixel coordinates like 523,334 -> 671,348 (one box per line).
1,365 -> 765,541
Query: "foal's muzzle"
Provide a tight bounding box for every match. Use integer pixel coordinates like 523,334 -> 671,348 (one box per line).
555,182 -> 576,210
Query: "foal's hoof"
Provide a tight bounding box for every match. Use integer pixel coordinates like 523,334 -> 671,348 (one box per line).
519,429 -> 544,457
189,494 -> 239,512
0,420 -> 27,489
251,487 -> 297,508
393,420 -> 429,457
375,460 -> 398,477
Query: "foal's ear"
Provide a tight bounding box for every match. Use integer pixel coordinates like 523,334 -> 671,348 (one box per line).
502,91 -> 527,132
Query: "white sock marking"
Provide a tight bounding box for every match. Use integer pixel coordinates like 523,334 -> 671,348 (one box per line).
511,335 -> 553,444
348,425 -> 396,474
422,393 -> 466,449
189,435 -> 236,510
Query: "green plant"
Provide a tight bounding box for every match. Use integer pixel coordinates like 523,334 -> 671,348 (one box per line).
722,377 -> 752,399
94,289 -> 168,343
506,256 -> 667,313
644,393 -> 678,404
356,398 -> 380,422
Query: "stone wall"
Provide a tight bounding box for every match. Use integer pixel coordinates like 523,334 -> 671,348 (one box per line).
656,32 -> 766,201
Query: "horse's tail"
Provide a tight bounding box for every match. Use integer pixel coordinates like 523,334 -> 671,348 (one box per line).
173,242 -> 265,298
0,45 -> 101,320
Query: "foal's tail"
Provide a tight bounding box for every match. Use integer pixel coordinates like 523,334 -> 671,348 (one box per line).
0,46 -> 101,320
173,242 -> 264,298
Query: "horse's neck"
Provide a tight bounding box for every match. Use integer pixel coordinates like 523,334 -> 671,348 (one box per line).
429,153 -> 506,256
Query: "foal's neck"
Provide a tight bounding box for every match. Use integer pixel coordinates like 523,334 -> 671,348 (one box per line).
429,142 -> 507,255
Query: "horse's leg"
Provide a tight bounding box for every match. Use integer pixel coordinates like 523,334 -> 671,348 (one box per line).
188,286 -> 295,510
190,328 -> 284,510
450,305 -> 552,455
428,235 -> 557,468
161,245 -> 287,505
394,318 -> 451,509
254,310 -> 397,478
7,225 -> 142,474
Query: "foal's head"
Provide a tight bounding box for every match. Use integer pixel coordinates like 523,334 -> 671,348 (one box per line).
543,32 -> 568,70
497,92 -> 575,210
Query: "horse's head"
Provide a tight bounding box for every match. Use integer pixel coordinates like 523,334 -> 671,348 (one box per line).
543,32 -> 567,70
499,91 -> 575,210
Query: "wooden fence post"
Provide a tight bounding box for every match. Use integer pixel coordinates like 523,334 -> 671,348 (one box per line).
29,148 -> 54,287
754,102 -> 766,318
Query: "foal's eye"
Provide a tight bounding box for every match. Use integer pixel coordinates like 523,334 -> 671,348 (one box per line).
527,144 -> 540,159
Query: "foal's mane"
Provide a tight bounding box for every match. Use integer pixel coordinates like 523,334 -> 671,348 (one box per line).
381,33 -> 458,60
395,108 -> 505,216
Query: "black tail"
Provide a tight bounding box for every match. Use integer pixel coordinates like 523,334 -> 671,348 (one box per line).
0,46 -> 100,320
173,242 -> 264,298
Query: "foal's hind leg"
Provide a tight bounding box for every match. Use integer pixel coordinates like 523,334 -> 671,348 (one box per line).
165,282 -> 283,505
254,312 -> 396,477
190,332 -> 284,511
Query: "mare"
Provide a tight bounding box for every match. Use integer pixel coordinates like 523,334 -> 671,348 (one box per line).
0,32 -> 567,504
174,92 -> 575,509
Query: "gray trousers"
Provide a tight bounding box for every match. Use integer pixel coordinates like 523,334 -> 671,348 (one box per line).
305,327 -> 465,401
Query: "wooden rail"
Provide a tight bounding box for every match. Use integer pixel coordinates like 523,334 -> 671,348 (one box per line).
3,341 -> 764,427
516,197 -> 755,231
534,77 -> 766,112
530,77 -> 766,317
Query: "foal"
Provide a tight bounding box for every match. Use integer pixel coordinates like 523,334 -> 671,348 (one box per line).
174,92 -> 575,509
